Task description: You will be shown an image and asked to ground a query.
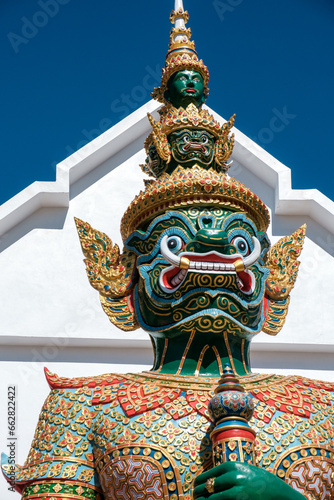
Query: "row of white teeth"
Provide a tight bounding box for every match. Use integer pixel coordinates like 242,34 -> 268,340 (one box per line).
170,262 -> 236,287
160,236 -> 261,292
189,261 -> 235,271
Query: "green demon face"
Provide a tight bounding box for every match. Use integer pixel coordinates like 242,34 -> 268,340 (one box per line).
168,129 -> 215,169
145,143 -> 166,177
164,70 -> 206,109
125,208 -> 270,339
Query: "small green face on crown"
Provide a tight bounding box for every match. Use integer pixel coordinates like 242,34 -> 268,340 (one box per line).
169,128 -> 215,170
145,144 -> 167,177
164,70 -> 206,109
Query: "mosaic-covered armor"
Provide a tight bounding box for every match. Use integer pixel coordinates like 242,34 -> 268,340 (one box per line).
4,369 -> 333,499
2,1 -> 334,499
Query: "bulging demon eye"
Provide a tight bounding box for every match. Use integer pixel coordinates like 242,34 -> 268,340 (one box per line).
166,236 -> 183,253
182,134 -> 190,142
232,236 -> 250,256
201,136 -> 208,143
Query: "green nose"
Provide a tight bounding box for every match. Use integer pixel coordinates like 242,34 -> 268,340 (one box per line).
195,229 -> 231,249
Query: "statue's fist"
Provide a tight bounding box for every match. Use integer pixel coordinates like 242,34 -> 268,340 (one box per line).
193,462 -> 306,500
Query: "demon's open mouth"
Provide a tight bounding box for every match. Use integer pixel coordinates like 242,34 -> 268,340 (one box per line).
183,142 -> 207,153
159,235 -> 261,295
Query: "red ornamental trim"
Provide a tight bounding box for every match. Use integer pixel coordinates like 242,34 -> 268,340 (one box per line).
44,367 -> 125,390
212,429 -> 256,443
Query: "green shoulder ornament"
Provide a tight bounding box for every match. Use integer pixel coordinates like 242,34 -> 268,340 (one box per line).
2,2 -> 333,500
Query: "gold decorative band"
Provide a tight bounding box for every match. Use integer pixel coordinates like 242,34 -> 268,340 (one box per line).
22,479 -> 101,499
180,257 -> 190,270
121,166 -> 270,240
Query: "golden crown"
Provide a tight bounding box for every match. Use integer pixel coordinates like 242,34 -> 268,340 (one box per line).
157,103 -> 234,138
120,166 -> 270,240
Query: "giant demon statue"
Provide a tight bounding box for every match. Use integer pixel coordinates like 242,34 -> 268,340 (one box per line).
2,2 -> 334,500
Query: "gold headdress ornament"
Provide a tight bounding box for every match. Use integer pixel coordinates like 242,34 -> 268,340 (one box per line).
157,104 -> 234,138
121,166 -> 270,240
152,0 -> 209,105
144,132 -> 154,152
73,2 -> 306,339
146,104 -> 235,172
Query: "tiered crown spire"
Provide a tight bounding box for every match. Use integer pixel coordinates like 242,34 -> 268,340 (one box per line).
152,0 -> 209,104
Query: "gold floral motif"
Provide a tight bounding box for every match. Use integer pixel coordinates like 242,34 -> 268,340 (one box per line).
75,407 -> 97,429
35,463 -> 49,478
48,463 -> 64,478
116,427 -> 140,445
264,225 -> 306,302
265,420 -> 289,442
58,431 -> 82,454
62,464 -> 79,478
77,468 -> 94,482
147,114 -> 171,163
158,421 -> 183,443
54,398 -> 75,418
135,411 -> 160,429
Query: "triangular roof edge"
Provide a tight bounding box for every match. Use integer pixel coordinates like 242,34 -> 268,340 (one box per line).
1,100 -> 333,241
226,120 -> 334,233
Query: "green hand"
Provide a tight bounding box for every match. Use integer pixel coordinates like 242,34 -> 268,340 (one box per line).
193,462 -> 306,500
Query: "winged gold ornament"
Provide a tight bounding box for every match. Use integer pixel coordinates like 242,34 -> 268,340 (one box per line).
75,218 -> 139,331
147,114 -> 171,163
214,114 -> 235,169
262,224 -> 306,335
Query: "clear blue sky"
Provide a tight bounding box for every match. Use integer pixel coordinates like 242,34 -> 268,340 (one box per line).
1,0 -> 333,205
